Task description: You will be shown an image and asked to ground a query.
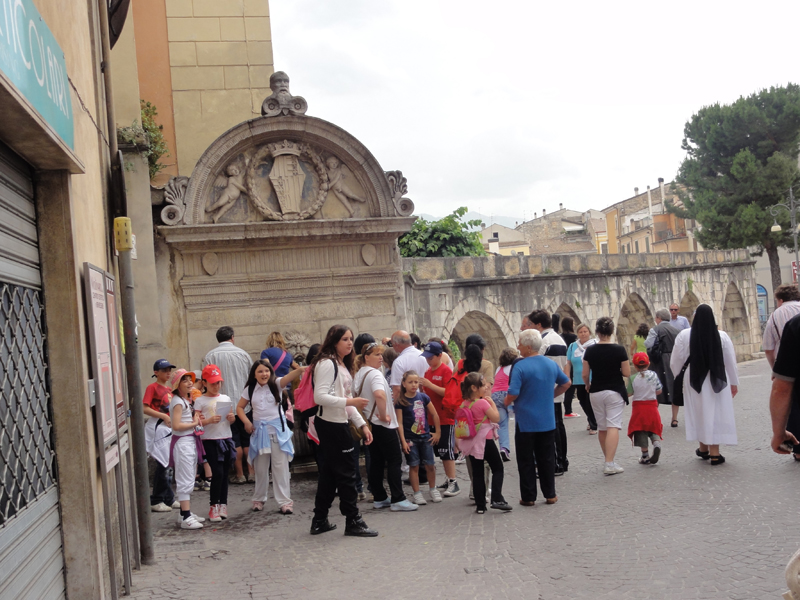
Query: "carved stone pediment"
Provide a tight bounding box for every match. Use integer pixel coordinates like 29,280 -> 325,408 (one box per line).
166,71 -> 415,226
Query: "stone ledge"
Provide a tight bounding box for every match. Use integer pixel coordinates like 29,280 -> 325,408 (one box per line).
403,250 -> 753,283
158,216 -> 416,246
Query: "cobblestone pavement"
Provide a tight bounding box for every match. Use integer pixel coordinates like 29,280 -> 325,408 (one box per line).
129,358 -> 797,600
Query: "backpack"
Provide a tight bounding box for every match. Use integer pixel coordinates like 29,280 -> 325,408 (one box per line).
294,370 -> 316,414
441,361 -> 469,418
454,398 -> 488,440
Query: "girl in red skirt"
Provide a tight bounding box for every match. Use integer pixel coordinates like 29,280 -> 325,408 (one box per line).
627,353 -> 663,465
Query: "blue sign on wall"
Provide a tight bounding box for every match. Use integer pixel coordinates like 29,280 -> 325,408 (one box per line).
0,0 -> 74,149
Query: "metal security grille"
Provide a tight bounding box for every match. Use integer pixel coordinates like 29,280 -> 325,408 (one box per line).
0,282 -> 55,526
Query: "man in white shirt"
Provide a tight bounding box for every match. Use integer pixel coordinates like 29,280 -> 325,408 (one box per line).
203,326 -> 253,483
388,330 -> 429,402
528,309 -> 569,474
669,304 -> 691,331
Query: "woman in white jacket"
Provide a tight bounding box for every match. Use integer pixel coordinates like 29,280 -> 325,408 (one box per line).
310,325 -> 377,537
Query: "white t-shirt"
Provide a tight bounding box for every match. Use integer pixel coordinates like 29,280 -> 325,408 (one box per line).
240,378 -> 286,422
353,367 -> 398,429
629,370 -> 662,402
195,394 -> 234,439
169,394 -> 195,437
389,346 -> 429,388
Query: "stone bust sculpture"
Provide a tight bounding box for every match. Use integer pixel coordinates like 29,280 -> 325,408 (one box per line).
261,71 -> 308,117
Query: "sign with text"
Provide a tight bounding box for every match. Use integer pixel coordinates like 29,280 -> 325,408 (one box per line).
0,0 -> 74,148
84,263 -> 117,446
105,273 -> 127,432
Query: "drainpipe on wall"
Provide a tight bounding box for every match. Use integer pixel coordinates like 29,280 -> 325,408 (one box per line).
646,186 -> 653,216
98,0 -> 154,566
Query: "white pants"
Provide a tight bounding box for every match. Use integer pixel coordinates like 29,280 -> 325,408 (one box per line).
172,436 -> 197,502
251,436 -> 292,509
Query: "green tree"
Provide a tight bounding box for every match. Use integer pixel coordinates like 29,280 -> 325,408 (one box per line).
672,84 -> 800,292
398,207 -> 487,258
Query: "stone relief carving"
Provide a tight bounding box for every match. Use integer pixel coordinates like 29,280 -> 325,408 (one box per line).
326,156 -> 366,217
283,330 -> 313,362
161,175 -> 190,225
261,71 -> 308,118
207,162 -> 249,223
245,140 -> 330,221
385,170 -> 415,217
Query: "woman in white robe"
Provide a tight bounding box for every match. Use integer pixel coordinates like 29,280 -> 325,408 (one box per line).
670,304 -> 739,465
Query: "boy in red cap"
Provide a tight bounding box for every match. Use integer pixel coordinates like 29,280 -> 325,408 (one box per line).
194,364 -> 236,522
627,353 -> 664,465
143,358 -> 178,512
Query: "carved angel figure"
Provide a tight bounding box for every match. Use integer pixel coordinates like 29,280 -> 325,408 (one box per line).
207,164 -> 247,223
325,156 -> 366,216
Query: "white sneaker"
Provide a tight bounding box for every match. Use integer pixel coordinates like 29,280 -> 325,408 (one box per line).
151,502 -> 171,512
429,488 -> 443,503
603,462 -> 624,475
443,480 -> 461,497
180,515 -> 203,529
170,500 -> 181,509
412,490 -> 427,505
177,512 -> 206,523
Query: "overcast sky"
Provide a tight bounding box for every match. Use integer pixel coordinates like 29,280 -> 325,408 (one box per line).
270,1 -> 800,223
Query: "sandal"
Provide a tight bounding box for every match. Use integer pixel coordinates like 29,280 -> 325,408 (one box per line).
695,449 -> 710,460
589,429 -> 598,435
710,455 -> 725,466
671,420 -> 678,428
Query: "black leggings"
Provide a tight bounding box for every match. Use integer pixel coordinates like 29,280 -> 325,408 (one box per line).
577,386 -> 597,431
564,384 -> 576,414
202,440 -> 232,506
468,439 -> 505,511
369,425 -> 404,503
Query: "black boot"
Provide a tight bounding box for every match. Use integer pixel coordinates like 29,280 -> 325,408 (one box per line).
344,515 -> 378,537
310,519 -> 337,535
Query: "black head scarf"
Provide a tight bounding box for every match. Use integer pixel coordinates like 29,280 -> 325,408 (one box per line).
688,304 -> 727,394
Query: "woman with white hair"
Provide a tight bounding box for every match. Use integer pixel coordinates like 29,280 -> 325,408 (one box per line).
505,329 -> 571,506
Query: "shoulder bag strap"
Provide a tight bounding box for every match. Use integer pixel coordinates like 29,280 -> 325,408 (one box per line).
277,350 -> 287,369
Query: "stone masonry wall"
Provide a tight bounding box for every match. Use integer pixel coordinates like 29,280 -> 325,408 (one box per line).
403,249 -> 761,365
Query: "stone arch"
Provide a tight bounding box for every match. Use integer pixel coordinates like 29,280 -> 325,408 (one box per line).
616,292 -> 654,355
441,298 -> 516,368
722,282 -> 751,349
678,290 -> 700,324
450,311 -> 510,369
550,302 -> 581,333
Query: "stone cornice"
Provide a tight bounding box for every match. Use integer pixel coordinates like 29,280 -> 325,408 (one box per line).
158,216 -> 416,248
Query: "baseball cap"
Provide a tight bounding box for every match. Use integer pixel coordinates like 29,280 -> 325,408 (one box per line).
152,358 -> 176,374
169,368 -> 196,390
201,364 -> 224,383
421,341 -> 443,358
632,352 -> 650,367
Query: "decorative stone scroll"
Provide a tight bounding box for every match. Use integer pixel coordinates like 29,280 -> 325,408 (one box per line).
385,170 -> 414,217
161,176 -> 189,225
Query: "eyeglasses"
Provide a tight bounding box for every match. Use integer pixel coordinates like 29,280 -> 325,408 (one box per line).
669,308 -> 679,312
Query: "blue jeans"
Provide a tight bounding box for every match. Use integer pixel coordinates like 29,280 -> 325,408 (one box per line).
491,391 -> 511,453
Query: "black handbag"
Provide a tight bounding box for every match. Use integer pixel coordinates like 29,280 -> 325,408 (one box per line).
672,357 -> 691,407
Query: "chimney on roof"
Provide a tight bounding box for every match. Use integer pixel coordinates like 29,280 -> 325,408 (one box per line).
481,222 -> 486,228
534,212 -> 537,219
542,208 -> 546,216
658,178 -> 666,214
634,187 -> 639,195
646,185 -> 653,216
559,203 -> 563,210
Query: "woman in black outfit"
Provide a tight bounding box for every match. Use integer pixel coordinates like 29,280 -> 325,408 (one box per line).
560,317 -> 579,417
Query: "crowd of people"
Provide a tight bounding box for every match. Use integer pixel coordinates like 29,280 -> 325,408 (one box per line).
140,285 -> 800,536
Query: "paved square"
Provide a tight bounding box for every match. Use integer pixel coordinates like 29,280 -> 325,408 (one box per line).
129,358 -> 796,599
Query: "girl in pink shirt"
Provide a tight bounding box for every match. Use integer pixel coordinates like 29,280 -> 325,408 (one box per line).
457,373 -> 512,514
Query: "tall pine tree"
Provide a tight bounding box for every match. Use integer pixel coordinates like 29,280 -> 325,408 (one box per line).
673,84 -> 800,292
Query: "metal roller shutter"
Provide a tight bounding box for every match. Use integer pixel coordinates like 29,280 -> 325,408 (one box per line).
0,142 -> 66,599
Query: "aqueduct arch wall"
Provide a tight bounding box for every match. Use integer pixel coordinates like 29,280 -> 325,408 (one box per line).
403,250 -> 760,362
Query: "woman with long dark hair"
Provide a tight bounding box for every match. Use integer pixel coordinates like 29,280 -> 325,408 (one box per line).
670,304 -> 739,465
309,325 -> 377,536
560,317 -> 579,418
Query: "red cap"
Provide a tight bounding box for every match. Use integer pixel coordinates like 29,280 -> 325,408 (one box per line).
632,352 -> 650,367
201,364 -> 224,383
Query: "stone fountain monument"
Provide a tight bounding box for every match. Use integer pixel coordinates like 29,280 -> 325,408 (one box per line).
156,72 -> 416,367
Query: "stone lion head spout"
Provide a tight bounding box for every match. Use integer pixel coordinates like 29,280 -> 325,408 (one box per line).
261,71 -> 308,117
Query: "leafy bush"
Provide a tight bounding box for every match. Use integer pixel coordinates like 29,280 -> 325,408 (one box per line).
399,207 -> 486,258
